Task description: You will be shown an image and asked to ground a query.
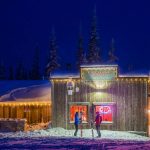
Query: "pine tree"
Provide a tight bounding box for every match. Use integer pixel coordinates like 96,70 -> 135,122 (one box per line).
28,70 -> 32,80
46,27 -> 60,76
8,65 -> 14,80
76,25 -> 84,69
128,64 -> 133,71
82,53 -> 88,64
108,38 -> 118,63
23,69 -> 28,80
0,60 -> 5,80
87,6 -> 101,64
16,62 -> 25,80
66,63 -> 72,71
31,46 -> 40,80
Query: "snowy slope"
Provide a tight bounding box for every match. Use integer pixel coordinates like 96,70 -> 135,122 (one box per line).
0,80 -> 51,102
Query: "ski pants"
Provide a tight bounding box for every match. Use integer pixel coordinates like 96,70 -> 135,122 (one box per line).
96,124 -> 101,137
74,124 -> 78,136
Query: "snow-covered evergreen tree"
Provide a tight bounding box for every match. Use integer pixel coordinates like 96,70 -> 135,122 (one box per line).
15,61 -> 25,80
87,6 -> 101,64
82,53 -> 88,64
45,28 -> 60,76
108,38 -> 118,63
8,65 -> 14,80
0,60 -> 5,80
31,46 -> 40,80
76,25 -> 85,69
66,63 -> 72,71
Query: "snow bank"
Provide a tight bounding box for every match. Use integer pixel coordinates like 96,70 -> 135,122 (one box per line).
0,128 -> 149,141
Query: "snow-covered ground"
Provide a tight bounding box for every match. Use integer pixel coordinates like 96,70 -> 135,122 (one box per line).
0,128 -> 150,149
0,128 -> 149,141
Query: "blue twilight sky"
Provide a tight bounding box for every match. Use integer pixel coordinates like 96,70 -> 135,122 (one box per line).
0,0 -> 150,73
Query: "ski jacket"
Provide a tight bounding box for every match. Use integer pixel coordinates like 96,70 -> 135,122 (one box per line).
74,113 -> 79,125
95,114 -> 102,125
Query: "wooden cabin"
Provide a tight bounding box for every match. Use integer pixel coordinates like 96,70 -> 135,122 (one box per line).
0,101 -> 51,124
0,81 -> 51,125
50,64 -> 150,136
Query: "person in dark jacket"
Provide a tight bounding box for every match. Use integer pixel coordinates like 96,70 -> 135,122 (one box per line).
95,111 -> 102,137
74,112 -> 79,136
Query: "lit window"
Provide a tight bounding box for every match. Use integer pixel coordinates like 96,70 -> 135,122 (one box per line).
95,105 -> 113,123
70,105 -> 88,123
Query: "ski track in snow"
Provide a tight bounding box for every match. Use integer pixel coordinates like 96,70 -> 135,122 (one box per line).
0,128 -> 150,149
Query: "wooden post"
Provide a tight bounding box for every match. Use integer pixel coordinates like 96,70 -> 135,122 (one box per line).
65,90 -> 68,129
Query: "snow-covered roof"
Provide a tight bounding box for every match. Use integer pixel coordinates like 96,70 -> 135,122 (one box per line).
0,81 -> 51,102
119,70 -> 149,77
80,64 -> 118,68
50,66 -> 150,79
119,74 -> 149,77
50,74 -> 80,79
50,64 -> 118,79
50,70 -> 80,79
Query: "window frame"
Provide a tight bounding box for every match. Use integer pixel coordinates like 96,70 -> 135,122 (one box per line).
93,102 -> 116,124
68,102 -> 90,124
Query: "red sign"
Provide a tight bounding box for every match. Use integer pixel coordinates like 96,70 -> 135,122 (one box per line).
99,106 -> 111,114
95,105 -> 113,123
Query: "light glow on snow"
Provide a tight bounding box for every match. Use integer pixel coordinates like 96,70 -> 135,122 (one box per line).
0,128 -> 149,141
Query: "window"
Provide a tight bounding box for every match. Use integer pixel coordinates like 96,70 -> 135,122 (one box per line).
95,104 -> 114,123
70,105 -> 88,123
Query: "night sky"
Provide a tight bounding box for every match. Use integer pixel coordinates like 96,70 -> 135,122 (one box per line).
0,0 -> 150,74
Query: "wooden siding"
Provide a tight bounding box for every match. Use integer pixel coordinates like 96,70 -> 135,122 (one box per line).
51,78 -> 148,133
0,102 -> 51,124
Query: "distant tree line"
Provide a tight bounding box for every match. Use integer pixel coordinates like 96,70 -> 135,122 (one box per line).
0,7 -> 119,80
0,47 -> 41,80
